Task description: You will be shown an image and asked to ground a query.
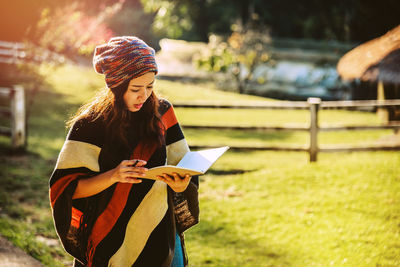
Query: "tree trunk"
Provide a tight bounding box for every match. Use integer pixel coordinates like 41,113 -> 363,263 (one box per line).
194,0 -> 209,42
240,0 -> 250,26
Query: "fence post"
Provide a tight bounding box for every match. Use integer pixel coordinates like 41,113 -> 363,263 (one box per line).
10,85 -> 26,149
308,97 -> 321,162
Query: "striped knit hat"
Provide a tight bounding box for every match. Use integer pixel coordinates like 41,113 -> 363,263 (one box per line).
93,36 -> 158,90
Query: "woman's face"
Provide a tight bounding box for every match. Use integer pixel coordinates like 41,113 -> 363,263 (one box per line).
123,72 -> 155,112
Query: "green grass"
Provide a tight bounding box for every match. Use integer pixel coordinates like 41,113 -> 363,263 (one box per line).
187,151 -> 400,267
0,63 -> 399,266
156,79 -> 272,103
174,108 -> 383,127
0,145 -> 72,266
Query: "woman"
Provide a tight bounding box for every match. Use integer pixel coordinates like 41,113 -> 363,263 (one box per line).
49,36 -> 199,267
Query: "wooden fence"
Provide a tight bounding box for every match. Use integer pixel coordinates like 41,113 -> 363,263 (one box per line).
0,86 -> 26,149
173,98 -> 400,162
0,41 -> 26,64
0,41 -> 28,150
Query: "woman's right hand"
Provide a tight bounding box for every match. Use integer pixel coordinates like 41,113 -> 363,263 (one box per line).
110,159 -> 147,184
73,159 -> 147,199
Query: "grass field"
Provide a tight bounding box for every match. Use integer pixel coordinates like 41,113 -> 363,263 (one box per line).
0,63 -> 399,266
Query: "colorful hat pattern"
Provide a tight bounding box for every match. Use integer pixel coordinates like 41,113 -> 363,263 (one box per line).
93,36 -> 158,90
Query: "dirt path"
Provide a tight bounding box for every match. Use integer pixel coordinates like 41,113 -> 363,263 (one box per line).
0,235 -> 43,267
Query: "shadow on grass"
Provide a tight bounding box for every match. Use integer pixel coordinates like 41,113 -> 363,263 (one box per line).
0,145 -> 51,217
0,141 -> 26,156
189,218 -> 291,266
207,168 -> 256,175
28,90 -> 81,140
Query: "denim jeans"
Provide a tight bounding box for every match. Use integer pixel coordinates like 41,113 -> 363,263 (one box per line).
171,233 -> 184,267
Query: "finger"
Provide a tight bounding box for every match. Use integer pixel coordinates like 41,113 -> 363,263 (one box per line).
122,167 -> 148,174
133,167 -> 148,174
133,160 -> 147,167
121,160 -> 133,167
125,172 -> 146,178
173,173 -> 190,181
123,159 -> 147,167
172,172 -> 181,180
178,175 -> 190,188
125,177 -> 142,183
157,175 -> 166,182
121,160 -> 138,168
162,173 -> 174,182
157,175 -> 172,184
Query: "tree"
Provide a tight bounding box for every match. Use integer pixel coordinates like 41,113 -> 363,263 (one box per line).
196,22 -> 271,94
106,1 -> 156,48
0,0 -> 126,57
141,0 -> 400,44
32,1 -> 123,57
140,0 -> 210,41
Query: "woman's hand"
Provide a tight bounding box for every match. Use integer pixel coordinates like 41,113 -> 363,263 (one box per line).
73,159 -> 147,199
157,173 -> 191,193
110,159 -> 147,184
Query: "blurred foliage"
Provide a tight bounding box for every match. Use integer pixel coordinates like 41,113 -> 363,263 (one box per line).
140,0 -> 400,43
1,0 -> 399,56
0,0 -> 126,57
196,24 -> 271,94
32,1 -> 124,57
140,0 -> 209,41
0,1 -> 125,125
0,0 -> 399,62
105,1 -> 157,49
0,0 -> 123,41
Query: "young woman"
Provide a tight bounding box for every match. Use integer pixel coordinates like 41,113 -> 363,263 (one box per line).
49,36 -> 199,267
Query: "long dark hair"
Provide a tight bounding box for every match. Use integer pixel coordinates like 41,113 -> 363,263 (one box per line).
67,80 -> 165,150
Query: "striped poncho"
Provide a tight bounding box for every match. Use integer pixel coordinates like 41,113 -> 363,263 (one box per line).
49,99 -> 199,267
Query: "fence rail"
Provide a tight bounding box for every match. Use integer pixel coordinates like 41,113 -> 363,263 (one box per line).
182,124 -> 400,132
173,98 -> 400,162
0,41 -> 26,64
0,86 -> 26,149
320,99 -> 400,108
173,99 -> 400,109
0,40 -> 65,64
180,124 -> 309,131
173,100 -> 309,109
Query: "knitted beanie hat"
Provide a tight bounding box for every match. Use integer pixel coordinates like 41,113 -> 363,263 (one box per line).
93,36 -> 158,90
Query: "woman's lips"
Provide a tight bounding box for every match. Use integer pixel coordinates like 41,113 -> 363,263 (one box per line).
133,103 -> 143,109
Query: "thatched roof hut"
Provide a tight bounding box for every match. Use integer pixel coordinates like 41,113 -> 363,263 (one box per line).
337,25 -> 400,84
362,49 -> 400,85
337,25 -> 400,122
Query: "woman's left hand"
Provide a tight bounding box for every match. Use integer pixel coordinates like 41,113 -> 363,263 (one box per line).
157,173 -> 191,193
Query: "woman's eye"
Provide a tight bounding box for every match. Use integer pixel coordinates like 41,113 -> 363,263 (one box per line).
147,86 -> 153,90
